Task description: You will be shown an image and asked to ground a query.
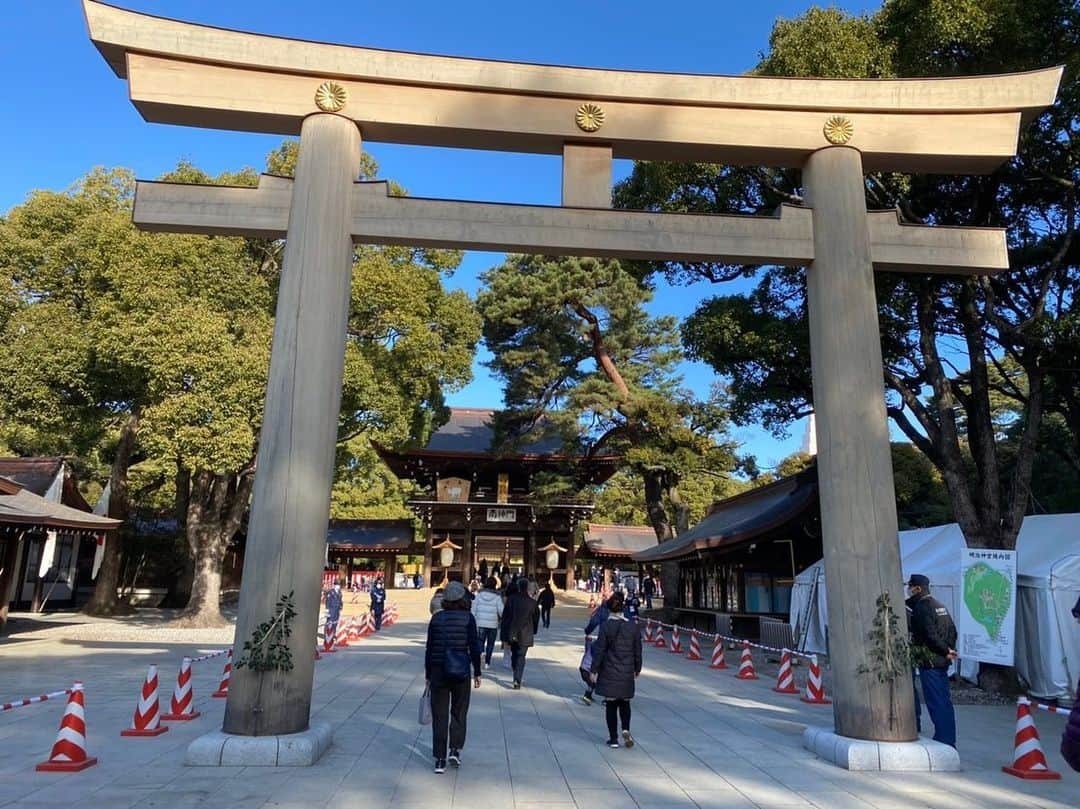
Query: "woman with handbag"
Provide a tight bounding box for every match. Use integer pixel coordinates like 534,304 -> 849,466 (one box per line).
589,592 -> 642,749
425,581 -> 482,773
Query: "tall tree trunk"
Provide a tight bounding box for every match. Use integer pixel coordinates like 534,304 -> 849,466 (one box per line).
667,478 -> 691,536
164,465 -> 195,608
175,463 -> 254,628
643,468 -> 673,542
84,411 -> 139,616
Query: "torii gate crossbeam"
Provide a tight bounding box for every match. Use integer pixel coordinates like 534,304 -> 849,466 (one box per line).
83,0 -> 1060,770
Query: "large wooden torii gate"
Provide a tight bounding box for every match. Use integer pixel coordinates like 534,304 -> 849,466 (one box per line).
84,0 -> 1059,767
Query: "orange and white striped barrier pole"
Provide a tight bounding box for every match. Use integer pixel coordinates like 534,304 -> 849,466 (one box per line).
709,636 -> 727,669
162,657 -> 200,720
122,664 -> 168,736
735,641 -> 758,680
773,649 -> 798,694
686,631 -> 702,661
1002,698 -> 1061,780
335,619 -> 350,649
800,655 -> 830,704
36,682 -> 98,772
668,625 -> 683,654
212,651 -> 232,698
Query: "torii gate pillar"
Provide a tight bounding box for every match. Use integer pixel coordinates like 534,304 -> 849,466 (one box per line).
804,146 -> 914,742
221,113 -> 360,749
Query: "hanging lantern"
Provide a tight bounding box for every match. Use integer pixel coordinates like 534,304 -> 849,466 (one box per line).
540,540 -> 567,570
432,536 -> 462,569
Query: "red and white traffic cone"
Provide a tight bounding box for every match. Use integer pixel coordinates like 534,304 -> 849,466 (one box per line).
361,612 -> 375,637
654,626 -> 666,648
322,619 -> 337,653
643,620 -> 654,644
335,619 -> 350,649
212,651 -> 232,698
121,665 -> 169,737
800,655 -> 831,704
709,636 -> 727,670
669,625 -> 683,654
773,649 -> 798,694
735,642 -> 759,680
347,615 -> 361,642
1002,698 -> 1061,780
161,657 -> 201,720
686,631 -> 703,661
36,682 -> 98,771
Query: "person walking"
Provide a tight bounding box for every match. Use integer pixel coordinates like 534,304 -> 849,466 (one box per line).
905,574 -> 958,748
471,576 -> 504,668
642,574 -> 656,610
538,582 -> 556,629
623,581 -> 641,623
500,578 -> 540,689
580,594 -> 612,704
370,576 -> 387,631
588,592 -> 642,749
527,575 -> 540,600
413,571 -> 423,589
324,581 -> 343,644
425,581 -> 482,773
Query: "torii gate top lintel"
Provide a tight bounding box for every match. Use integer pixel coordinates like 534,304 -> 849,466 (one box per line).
85,0 -> 1061,172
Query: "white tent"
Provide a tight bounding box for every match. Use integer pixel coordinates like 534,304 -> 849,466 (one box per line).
1015,513 -> 1080,700
788,519 -> 1080,688
791,525 -> 963,657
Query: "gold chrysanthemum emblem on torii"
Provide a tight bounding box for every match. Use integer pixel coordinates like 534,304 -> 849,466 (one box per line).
575,103 -> 605,132
314,81 -> 348,112
823,115 -> 854,144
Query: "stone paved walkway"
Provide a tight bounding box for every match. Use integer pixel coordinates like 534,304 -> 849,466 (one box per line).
1,603 -> 1078,808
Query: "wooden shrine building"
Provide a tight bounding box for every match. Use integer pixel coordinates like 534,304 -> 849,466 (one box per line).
374,408 -> 618,588
633,467 -> 820,638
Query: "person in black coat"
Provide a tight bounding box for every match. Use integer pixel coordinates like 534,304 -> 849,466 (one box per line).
538,582 -> 556,629
425,581 -> 482,774
589,592 -> 642,749
500,578 -> 540,688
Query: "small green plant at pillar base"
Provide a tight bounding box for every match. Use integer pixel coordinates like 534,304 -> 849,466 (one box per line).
856,592 -> 912,683
235,591 -> 297,673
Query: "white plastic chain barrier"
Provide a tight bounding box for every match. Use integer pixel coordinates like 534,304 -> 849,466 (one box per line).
1,687 -> 75,713
1019,696 -> 1071,716
188,649 -> 229,664
647,620 -> 814,661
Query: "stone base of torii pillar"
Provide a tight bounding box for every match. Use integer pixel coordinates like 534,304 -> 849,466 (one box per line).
804,727 -> 960,772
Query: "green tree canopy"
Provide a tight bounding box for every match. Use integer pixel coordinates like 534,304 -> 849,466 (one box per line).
615,0 -> 1079,551
477,254 -> 737,542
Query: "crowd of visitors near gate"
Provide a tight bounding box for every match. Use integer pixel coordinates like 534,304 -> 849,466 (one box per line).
421,563 -> 645,772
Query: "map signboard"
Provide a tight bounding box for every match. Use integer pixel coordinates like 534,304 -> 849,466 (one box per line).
957,548 -> 1017,666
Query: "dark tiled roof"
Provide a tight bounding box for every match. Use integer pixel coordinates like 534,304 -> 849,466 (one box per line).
326,519 -> 416,550
423,409 -> 563,455
0,457 -> 63,497
0,482 -> 121,532
633,469 -> 818,563
583,523 -> 658,557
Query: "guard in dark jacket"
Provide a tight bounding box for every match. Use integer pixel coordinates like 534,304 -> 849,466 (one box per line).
500,578 -> 540,688
425,581 -> 482,773
589,592 -> 643,749
370,578 -> 386,630
906,574 -> 958,748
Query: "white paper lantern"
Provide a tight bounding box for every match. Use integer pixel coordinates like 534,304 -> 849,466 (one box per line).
440,546 -> 455,569
545,548 -> 559,570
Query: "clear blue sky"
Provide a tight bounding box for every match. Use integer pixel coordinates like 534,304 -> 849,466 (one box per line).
0,0 -> 879,469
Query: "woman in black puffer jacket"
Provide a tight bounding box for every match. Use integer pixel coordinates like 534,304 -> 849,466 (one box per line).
425,581 -> 482,774
589,592 -> 642,749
